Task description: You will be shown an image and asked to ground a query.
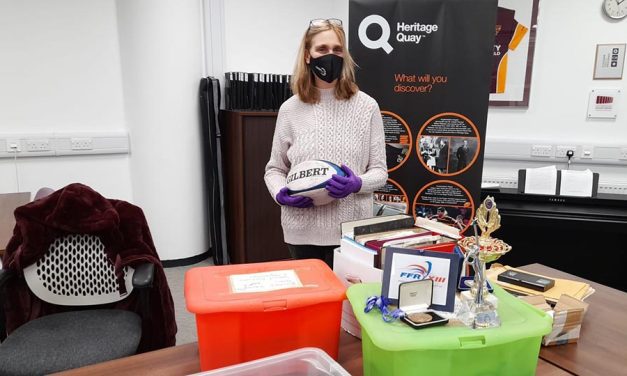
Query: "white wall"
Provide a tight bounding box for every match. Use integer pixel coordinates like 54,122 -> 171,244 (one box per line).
0,0 -> 126,131
487,1 -> 626,142
0,0 -> 132,199
484,0 -> 627,183
116,0 -> 209,261
1,0 -> 208,261
223,0 -> 348,75
221,0 -> 627,186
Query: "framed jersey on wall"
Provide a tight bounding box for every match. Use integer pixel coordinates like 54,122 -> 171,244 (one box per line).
489,0 -> 540,107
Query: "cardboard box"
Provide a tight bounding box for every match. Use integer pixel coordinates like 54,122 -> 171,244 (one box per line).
520,294 -> 588,346
332,247 -> 382,338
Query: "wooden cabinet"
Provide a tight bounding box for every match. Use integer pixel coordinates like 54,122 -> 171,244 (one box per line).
221,111 -> 290,263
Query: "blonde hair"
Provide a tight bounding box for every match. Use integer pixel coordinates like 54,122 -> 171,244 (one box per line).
291,22 -> 358,104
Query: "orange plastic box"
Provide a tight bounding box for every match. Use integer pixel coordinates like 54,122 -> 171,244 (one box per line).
185,259 -> 346,371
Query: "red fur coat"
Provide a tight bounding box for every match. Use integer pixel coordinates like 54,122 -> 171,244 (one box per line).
2,183 -> 177,352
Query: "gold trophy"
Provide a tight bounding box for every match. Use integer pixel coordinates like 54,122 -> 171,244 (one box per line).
458,196 -> 511,328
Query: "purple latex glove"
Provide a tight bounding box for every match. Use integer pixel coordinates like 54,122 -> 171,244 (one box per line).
276,187 -> 313,208
325,165 -> 362,199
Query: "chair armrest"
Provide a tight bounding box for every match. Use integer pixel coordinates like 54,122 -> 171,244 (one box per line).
132,263 -> 154,289
0,269 -> 14,288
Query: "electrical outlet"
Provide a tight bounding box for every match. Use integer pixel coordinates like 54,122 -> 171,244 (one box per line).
555,145 -> 577,158
26,139 -> 51,152
71,137 -> 93,150
620,148 -> 627,160
7,139 -> 21,152
530,144 -> 553,157
581,145 -> 593,159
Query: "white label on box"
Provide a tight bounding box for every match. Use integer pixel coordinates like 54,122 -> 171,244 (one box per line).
229,269 -> 302,293
388,253 -> 451,305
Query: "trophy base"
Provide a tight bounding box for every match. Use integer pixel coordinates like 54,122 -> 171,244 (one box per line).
470,303 -> 501,328
457,292 -> 501,329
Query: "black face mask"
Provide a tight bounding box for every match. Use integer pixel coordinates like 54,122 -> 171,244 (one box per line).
309,54 -> 344,83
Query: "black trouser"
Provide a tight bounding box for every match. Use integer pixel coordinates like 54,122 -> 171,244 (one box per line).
287,244 -> 337,269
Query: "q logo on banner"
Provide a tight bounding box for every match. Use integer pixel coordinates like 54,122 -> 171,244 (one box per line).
358,14 -> 394,54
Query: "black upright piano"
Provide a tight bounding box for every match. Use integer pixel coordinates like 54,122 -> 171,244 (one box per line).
481,188 -> 627,292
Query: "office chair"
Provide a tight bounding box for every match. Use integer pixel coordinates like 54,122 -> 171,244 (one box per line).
0,229 -> 155,375
0,234 -> 153,375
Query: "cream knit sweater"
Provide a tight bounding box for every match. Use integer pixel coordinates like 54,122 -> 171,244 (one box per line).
264,88 -> 388,245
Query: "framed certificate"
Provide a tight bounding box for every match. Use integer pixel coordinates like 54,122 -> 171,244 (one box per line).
593,44 -> 626,80
381,246 -> 462,312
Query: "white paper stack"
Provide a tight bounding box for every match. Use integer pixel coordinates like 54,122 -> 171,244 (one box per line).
524,165 -> 557,195
560,169 -> 594,197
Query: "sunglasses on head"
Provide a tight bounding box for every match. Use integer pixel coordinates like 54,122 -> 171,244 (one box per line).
309,18 -> 343,29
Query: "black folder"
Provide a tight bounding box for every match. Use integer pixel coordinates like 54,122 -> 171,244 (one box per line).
199,77 -> 228,265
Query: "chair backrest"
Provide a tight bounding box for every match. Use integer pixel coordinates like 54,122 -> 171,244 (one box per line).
23,234 -> 134,306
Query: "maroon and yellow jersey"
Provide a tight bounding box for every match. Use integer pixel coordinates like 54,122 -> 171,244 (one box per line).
491,7 -> 528,94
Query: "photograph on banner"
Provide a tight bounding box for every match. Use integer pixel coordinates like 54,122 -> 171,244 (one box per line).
417,113 -> 480,176
418,136 -> 441,172
489,0 -> 539,106
374,179 -> 409,216
382,111 -> 412,172
449,138 -> 479,174
412,181 -> 474,232
415,205 -> 472,230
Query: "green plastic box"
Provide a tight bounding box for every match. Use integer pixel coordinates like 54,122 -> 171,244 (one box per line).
347,283 -> 552,376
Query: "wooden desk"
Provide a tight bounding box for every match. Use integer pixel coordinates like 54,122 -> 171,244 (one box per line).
56,331 -> 568,376
58,264 -> 625,376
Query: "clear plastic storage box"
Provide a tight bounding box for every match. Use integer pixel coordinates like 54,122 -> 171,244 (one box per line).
193,347 -> 350,376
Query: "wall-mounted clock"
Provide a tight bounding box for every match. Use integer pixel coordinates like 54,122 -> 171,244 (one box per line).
603,0 -> 627,19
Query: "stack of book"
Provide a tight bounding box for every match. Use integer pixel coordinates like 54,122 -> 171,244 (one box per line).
486,265 -> 595,304
224,72 -> 292,111
520,294 -> 589,346
487,265 -> 594,346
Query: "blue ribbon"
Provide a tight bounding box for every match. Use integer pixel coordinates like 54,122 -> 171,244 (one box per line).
364,295 -> 405,322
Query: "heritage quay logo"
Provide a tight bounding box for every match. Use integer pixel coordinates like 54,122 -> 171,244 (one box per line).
358,15 -> 394,54
358,14 -> 440,55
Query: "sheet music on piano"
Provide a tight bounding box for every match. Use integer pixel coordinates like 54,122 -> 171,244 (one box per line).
524,165 -> 557,195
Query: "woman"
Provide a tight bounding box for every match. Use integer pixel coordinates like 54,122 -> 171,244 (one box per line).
264,18 -> 387,267
435,138 -> 448,173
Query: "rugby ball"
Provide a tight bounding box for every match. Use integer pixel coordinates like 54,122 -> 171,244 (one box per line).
286,160 -> 346,206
